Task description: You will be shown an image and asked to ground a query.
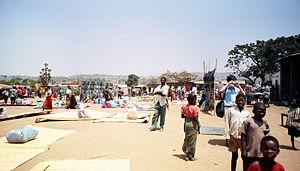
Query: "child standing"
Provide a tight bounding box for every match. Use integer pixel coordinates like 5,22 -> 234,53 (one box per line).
241,102 -> 270,171
286,97 -> 300,150
181,94 -> 200,161
225,94 -> 251,171
247,136 -> 285,171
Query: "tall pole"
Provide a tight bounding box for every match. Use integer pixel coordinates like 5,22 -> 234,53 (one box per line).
213,58 -> 218,116
203,61 -> 206,74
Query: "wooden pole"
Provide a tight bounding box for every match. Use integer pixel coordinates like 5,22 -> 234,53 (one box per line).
203,61 -> 206,74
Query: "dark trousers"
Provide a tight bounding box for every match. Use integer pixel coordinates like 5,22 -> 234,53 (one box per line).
10,97 -> 16,105
3,96 -> 8,104
151,103 -> 167,129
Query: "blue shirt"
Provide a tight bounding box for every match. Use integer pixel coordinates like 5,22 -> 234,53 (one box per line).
224,86 -> 240,107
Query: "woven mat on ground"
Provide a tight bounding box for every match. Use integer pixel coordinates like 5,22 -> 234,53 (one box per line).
200,126 -> 225,135
93,112 -> 150,123
31,159 -> 130,171
35,109 -> 113,123
0,126 -> 75,171
0,111 -> 51,121
132,104 -> 154,111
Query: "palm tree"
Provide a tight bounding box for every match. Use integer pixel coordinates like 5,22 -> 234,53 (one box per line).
39,63 -> 52,86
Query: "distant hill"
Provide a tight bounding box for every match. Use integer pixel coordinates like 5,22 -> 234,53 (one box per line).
1,72 -> 238,84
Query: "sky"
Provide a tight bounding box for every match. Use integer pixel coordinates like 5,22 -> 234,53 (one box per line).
0,0 -> 299,77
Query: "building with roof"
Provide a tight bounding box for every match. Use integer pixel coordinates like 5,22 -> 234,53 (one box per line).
278,53 -> 300,101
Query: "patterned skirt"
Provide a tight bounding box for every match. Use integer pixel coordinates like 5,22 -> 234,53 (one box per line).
182,118 -> 198,158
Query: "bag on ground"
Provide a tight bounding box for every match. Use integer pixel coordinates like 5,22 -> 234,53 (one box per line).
5,127 -> 39,143
216,100 -> 225,118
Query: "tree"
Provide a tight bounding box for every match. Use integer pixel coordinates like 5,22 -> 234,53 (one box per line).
39,63 -> 52,86
146,76 -> 159,86
161,70 -> 197,82
226,34 -> 300,85
9,77 -> 23,85
126,74 -> 139,97
126,74 -> 139,87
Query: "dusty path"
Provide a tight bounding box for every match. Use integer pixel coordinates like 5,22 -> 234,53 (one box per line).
0,102 -> 299,171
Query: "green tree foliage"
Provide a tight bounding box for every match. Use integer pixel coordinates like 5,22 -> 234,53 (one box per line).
161,70 -> 197,82
39,63 -> 52,86
226,34 -> 300,85
0,77 -> 36,86
9,77 -> 23,85
126,74 -> 139,87
146,76 -> 159,86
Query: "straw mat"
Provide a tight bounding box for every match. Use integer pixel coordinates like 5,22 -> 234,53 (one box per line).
0,126 -> 75,171
31,159 -> 130,171
93,112 -> 150,123
35,109 -> 112,123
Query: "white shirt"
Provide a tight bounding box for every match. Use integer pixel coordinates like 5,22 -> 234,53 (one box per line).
192,86 -> 197,95
46,89 -> 52,97
153,84 -> 169,106
66,89 -> 72,95
224,106 -> 251,139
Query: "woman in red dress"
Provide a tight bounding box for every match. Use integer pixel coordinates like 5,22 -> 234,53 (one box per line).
42,86 -> 52,111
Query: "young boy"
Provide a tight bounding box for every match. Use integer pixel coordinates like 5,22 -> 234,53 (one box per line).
225,94 -> 251,171
181,94 -> 200,161
247,136 -> 285,171
241,102 -> 270,171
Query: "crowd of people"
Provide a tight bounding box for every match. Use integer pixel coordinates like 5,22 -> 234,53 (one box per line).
148,76 -> 295,171
1,86 -> 31,105
1,75 -> 299,170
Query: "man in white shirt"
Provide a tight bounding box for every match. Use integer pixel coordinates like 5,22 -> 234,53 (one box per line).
149,77 -> 170,131
224,94 -> 251,171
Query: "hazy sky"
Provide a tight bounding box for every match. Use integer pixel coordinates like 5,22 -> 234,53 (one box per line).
0,0 -> 299,77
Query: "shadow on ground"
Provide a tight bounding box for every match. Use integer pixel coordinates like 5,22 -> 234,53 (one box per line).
208,139 -> 227,147
173,154 -> 187,161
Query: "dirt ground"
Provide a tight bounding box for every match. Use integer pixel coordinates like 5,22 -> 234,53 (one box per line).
0,99 -> 299,171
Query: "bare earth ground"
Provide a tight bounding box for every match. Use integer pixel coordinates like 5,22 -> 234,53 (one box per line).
0,99 -> 299,171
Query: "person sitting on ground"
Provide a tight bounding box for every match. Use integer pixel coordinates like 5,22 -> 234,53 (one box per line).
241,102 -> 270,171
225,94 -> 251,171
181,94 -> 200,161
247,135 -> 285,171
66,85 -> 77,109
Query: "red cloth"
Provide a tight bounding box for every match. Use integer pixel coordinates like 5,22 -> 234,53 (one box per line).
42,96 -> 52,110
181,104 -> 199,118
23,89 -> 27,95
17,89 -> 22,95
51,91 -> 58,98
247,161 -> 285,171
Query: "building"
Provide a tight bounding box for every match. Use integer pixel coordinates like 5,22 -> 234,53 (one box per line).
278,53 -> 300,101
